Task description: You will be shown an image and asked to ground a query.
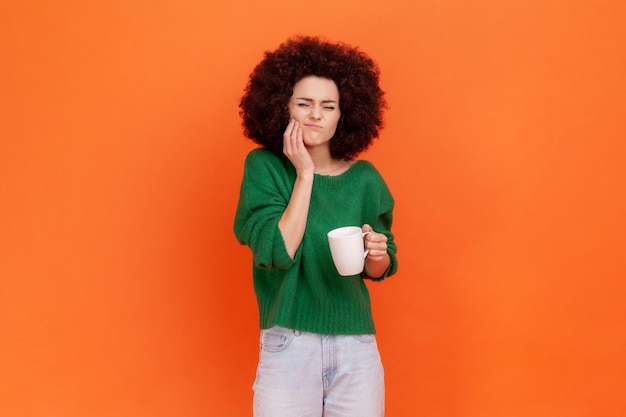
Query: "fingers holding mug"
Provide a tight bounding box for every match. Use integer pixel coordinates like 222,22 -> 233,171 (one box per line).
362,224 -> 388,261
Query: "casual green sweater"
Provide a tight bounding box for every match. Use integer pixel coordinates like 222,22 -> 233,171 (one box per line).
234,148 -> 398,335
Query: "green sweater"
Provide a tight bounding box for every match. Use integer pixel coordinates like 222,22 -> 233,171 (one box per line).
234,148 -> 398,335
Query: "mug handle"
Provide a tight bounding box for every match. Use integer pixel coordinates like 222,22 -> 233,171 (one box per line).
362,231 -> 372,258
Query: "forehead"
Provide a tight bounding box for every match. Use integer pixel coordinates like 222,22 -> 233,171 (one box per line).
292,76 -> 339,100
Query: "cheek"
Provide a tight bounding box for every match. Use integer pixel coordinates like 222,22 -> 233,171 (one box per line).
288,107 -> 302,121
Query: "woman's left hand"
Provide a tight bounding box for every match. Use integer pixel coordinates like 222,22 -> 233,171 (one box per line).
362,224 -> 390,278
362,224 -> 388,262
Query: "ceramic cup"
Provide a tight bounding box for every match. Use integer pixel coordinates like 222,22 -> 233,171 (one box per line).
327,226 -> 371,276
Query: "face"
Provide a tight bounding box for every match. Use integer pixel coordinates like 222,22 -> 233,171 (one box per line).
288,76 -> 341,149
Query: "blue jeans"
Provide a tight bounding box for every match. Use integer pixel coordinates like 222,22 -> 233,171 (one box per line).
253,326 -> 385,417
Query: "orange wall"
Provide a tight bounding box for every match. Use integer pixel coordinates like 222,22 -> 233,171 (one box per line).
2,1 -> 625,416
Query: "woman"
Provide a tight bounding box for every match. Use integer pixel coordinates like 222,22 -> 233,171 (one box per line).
234,36 -> 398,417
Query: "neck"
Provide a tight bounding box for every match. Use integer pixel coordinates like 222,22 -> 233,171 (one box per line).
307,146 -> 354,176
307,145 -> 334,173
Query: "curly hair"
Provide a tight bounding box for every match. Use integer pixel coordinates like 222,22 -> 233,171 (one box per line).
239,36 -> 386,160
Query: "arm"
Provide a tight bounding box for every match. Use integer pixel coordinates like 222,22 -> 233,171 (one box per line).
278,120 -> 314,258
360,167 -> 398,280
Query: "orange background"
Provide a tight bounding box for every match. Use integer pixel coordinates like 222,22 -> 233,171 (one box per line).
2,0 -> 625,416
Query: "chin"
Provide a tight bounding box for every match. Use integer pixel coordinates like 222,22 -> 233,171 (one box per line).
304,140 -> 330,149
303,134 -> 329,146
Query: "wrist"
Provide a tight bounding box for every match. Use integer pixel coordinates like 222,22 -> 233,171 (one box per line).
296,169 -> 315,181
364,253 -> 390,278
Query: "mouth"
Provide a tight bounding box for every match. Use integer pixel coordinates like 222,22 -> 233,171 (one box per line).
303,123 -> 323,130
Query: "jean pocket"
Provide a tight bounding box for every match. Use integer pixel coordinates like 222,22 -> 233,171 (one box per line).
352,334 -> 376,344
260,326 -> 295,352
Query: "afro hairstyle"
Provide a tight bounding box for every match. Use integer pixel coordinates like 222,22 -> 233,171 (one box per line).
239,36 -> 386,160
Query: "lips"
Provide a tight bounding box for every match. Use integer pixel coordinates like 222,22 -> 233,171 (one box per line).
304,123 -> 323,129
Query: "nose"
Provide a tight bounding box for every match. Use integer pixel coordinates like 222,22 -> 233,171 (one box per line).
309,104 -> 322,119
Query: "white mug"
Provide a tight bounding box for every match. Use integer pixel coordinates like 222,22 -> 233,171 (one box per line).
327,226 -> 371,276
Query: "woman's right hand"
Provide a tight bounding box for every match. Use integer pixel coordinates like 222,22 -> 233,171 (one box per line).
283,119 -> 314,177
279,119 -> 315,258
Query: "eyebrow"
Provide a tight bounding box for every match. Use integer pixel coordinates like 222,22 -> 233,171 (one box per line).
295,97 -> 339,103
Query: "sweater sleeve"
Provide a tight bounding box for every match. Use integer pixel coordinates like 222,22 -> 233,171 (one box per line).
234,150 -> 297,270
369,200 -> 398,281
364,165 -> 399,281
